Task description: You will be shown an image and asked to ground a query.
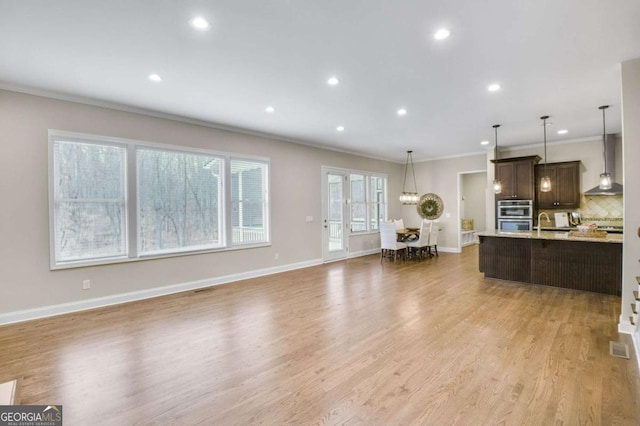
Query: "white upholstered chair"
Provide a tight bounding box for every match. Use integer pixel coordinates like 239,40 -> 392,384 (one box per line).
393,218 -> 405,231
380,222 -> 407,262
407,220 -> 432,259
428,222 -> 439,256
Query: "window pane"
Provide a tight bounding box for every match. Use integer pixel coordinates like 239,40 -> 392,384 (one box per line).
370,176 -> 386,230
350,174 -> 366,232
231,159 -> 268,245
53,141 -> 127,262
137,149 -> 222,254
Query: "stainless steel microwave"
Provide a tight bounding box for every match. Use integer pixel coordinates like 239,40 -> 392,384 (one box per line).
497,200 -> 533,219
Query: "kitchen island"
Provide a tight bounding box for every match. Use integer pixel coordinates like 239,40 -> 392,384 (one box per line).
478,230 -> 622,295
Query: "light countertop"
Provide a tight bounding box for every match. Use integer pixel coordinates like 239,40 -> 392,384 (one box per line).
479,229 -> 623,244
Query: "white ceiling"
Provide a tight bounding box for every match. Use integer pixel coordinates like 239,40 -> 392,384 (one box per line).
1,0 -> 639,163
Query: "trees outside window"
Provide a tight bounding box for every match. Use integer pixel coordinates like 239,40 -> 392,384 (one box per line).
49,132 -> 270,268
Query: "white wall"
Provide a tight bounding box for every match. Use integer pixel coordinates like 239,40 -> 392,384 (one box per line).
620,58 -> 640,341
0,90 -> 403,316
403,154 -> 487,251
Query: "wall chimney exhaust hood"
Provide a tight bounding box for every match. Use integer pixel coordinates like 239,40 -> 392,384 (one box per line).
584,134 -> 623,195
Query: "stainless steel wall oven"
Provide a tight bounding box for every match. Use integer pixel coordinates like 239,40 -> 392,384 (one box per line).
497,200 -> 533,231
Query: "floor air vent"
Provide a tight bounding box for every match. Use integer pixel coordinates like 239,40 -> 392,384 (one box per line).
193,288 -> 215,294
609,341 -> 630,359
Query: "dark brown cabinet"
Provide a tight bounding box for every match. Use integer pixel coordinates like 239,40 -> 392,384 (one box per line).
492,156 -> 541,200
535,161 -> 580,209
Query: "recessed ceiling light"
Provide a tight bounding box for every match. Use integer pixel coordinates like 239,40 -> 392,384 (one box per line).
557,129 -> 568,134
487,83 -> 501,92
397,108 -> 407,116
327,76 -> 339,86
148,73 -> 162,82
336,126 -> 345,132
434,28 -> 451,40
265,106 -> 275,113
480,140 -> 490,145
190,17 -> 210,30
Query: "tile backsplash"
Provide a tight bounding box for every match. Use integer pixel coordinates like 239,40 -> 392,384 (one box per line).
578,195 -> 623,223
538,195 -> 623,227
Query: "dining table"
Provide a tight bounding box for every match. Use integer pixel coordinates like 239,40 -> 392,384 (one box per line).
397,227 -> 419,241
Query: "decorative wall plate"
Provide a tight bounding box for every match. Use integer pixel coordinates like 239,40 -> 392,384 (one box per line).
417,193 -> 444,220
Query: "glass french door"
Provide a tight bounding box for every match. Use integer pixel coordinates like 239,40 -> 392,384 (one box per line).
322,168 -> 348,262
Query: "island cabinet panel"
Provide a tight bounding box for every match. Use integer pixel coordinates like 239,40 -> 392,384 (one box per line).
479,236 -> 531,282
535,161 -> 581,209
530,239 -> 622,295
479,234 -> 622,296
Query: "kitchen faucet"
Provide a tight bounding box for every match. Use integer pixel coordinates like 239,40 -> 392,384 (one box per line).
537,212 -> 550,235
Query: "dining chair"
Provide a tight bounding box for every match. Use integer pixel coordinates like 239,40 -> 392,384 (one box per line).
380,222 -> 407,262
427,222 -> 439,256
407,220 -> 432,259
394,218 -> 405,231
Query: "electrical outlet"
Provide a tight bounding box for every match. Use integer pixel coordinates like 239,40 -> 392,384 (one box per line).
274,253 -> 279,260
82,280 -> 91,290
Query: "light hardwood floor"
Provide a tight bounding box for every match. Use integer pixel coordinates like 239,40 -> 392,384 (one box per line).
1,245 -> 639,425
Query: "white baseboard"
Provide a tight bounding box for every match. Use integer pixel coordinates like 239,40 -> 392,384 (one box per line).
0,258 -> 323,326
0,380 -> 17,405
618,316 -> 636,335
348,248 -> 380,258
634,330 -> 640,370
438,246 -> 461,254
618,316 -> 640,369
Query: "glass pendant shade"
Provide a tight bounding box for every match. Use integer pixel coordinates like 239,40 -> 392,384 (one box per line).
598,106 -> 611,190
599,172 -> 612,190
400,150 -> 419,205
492,124 -> 502,194
399,192 -> 419,204
540,115 -> 551,193
492,179 -> 502,194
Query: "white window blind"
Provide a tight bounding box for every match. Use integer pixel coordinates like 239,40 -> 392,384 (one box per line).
231,159 -> 268,245
52,140 -> 127,262
137,148 -> 223,255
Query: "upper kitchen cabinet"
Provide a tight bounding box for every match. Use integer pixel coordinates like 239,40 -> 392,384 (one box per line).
535,161 -> 581,209
492,156 -> 541,200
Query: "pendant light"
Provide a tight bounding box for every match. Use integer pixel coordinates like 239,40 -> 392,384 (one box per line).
399,150 -> 419,204
598,105 -> 612,190
492,124 -> 502,194
539,115 -> 552,193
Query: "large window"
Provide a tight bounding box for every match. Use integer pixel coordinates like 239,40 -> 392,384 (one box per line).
231,159 -> 269,245
49,131 -> 270,268
137,148 -> 223,255
349,172 -> 387,233
350,174 -> 367,232
52,140 -> 127,263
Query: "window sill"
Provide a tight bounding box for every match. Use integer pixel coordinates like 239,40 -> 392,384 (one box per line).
50,242 -> 272,270
349,231 -> 380,237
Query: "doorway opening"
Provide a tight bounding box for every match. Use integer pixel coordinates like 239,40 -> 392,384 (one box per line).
457,170 -> 487,252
